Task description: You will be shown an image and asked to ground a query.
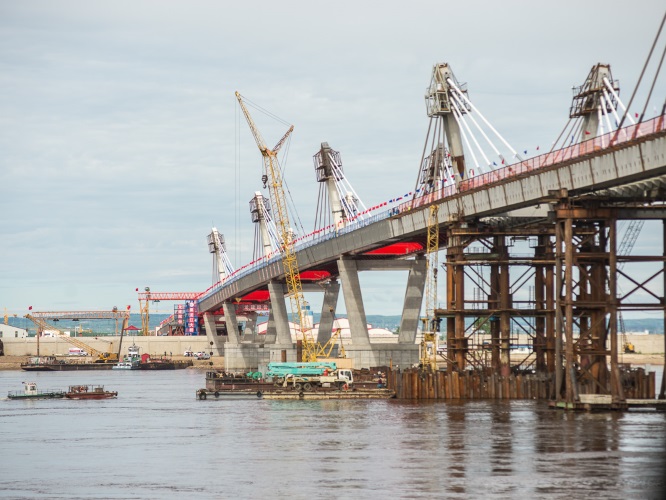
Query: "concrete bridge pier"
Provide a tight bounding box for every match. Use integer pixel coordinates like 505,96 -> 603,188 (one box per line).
263,309 -> 276,344
243,312 -> 257,337
337,256 -> 422,368
203,312 -> 225,356
221,303 -> 241,344
398,255 -> 427,344
266,280 -> 298,362
316,280 -> 340,345
338,257 -> 371,347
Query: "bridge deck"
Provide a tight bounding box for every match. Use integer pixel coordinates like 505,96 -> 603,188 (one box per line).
199,118 -> 666,312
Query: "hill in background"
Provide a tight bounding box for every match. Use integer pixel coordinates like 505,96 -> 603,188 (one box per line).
7,313 -> 664,335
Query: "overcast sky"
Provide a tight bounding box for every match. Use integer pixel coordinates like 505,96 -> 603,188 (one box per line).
1,0 -> 665,319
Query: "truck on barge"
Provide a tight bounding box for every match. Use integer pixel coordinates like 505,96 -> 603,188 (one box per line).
198,362 -> 394,400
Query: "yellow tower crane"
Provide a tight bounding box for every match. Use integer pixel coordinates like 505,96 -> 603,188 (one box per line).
420,205 -> 439,371
235,92 -> 330,362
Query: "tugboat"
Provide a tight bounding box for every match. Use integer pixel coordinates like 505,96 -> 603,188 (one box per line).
8,381 -> 65,400
113,344 -> 141,370
64,385 -> 118,400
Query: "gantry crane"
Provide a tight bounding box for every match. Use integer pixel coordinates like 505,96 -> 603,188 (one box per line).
137,289 -> 203,336
236,92 -> 330,362
25,312 -> 127,362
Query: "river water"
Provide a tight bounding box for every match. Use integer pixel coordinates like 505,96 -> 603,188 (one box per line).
1,369 -> 664,500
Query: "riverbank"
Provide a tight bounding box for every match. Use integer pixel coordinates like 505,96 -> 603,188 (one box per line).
1,354 -> 662,371
0,355 -> 226,371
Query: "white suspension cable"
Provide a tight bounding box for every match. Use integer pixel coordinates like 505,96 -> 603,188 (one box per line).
450,95 -> 493,172
596,103 -> 606,147
600,95 -> 614,144
444,162 -> 457,187
332,175 -> 362,221
450,100 -> 482,175
448,84 -> 505,166
329,159 -> 367,213
261,205 -> 281,251
603,77 -> 636,125
330,158 -> 367,212
602,88 -> 623,126
447,78 -> 523,161
221,250 -> 234,276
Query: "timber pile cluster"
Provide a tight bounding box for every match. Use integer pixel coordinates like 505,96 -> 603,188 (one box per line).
388,368 -> 656,400
388,369 -> 554,400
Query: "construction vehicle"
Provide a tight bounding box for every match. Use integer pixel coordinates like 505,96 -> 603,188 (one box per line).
616,220 -> 644,354
25,314 -> 125,363
619,314 -> 635,353
266,362 -> 353,390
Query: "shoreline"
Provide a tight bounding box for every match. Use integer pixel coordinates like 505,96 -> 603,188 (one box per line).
1,354 -> 662,371
0,355 -> 225,371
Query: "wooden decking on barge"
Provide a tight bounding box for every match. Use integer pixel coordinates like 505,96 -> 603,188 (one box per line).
197,387 -> 395,400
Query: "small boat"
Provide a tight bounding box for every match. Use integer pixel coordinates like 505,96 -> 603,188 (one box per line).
113,344 -> 142,369
64,385 -> 118,400
8,381 -> 65,400
112,360 -> 140,370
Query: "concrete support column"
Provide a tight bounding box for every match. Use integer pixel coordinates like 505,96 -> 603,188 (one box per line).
338,258 -> 371,346
317,280 -> 340,345
399,255 -> 427,344
264,310 -> 277,344
222,303 -> 241,344
244,312 -> 257,336
203,312 -> 225,356
268,281 -> 293,346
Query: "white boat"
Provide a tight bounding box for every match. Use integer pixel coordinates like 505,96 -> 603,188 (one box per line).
113,361 -> 140,370
8,381 -> 65,400
113,344 -> 142,369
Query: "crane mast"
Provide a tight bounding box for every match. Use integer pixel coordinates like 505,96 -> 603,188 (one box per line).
235,92 -> 320,361
421,204 -> 439,371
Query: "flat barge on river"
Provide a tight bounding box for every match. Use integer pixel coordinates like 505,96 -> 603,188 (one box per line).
197,387 -> 395,400
199,370 -> 395,400
21,356 -> 114,371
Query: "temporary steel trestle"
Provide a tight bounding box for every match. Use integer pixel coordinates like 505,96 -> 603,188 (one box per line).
435,192 -> 666,406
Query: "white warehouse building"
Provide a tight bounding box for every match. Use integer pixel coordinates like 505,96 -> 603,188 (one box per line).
0,324 -> 29,339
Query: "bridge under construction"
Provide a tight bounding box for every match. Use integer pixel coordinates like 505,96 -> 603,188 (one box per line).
122,29 -> 666,409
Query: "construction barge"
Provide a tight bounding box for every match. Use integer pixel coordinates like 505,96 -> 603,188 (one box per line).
198,367 -> 394,400
21,356 -> 115,371
197,386 -> 395,400
20,355 -> 193,371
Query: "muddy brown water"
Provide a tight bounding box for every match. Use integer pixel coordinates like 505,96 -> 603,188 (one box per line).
1,369 -> 664,499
